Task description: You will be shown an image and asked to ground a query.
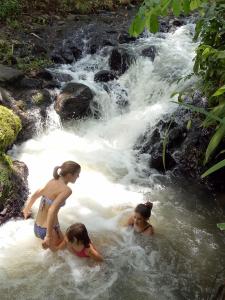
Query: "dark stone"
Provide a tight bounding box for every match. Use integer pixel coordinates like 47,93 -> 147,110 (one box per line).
109,48 -> 134,75
43,80 -> 61,89
53,72 -> 73,82
18,77 -> 43,89
32,42 -> 48,55
55,82 -> 94,120
141,46 -> 157,61
94,70 -> 117,82
118,32 -> 136,44
171,18 -> 185,27
36,69 -> 53,81
150,150 -> 176,171
0,160 -> 29,225
51,51 -> 66,64
0,64 -> 24,84
61,47 -> 75,64
70,46 -> 82,60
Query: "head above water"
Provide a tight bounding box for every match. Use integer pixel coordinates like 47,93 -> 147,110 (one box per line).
135,202 -> 153,220
66,223 -> 91,248
53,161 -> 81,182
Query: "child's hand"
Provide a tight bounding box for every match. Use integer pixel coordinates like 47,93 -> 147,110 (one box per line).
42,236 -> 51,249
22,207 -> 32,219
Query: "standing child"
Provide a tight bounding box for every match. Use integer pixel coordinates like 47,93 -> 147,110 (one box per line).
22,161 -> 81,251
58,223 -> 103,262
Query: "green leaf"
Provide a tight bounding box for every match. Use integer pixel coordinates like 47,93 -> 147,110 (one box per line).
149,12 -> 159,33
194,19 -> 204,41
172,0 -> 181,16
129,14 -> 145,37
204,124 -> 225,164
161,0 -> 171,15
190,0 -> 201,10
171,101 -> 225,126
212,85 -> 225,97
217,223 -> 225,230
201,159 -> 225,178
187,119 -> 192,130
183,0 -> 190,15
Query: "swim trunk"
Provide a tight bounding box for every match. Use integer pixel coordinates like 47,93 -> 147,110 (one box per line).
34,223 -> 61,240
34,223 -> 47,240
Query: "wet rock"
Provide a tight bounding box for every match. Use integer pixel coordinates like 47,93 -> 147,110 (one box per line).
141,46 -> 157,61
109,47 -> 135,75
55,82 -> 94,120
36,69 -> 53,81
170,18 -> 185,27
52,72 -> 73,83
32,42 -> 48,55
150,149 -> 176,171
94,70 -> 117,82
134,91 -> 225,193
0,88 -> 38,143
0,160 -> 29,225
118,31 -> 136,44
18,77 -> 43,89
61,47 -> 75,64
51,51 -> 66,64
0,64 -> 24,84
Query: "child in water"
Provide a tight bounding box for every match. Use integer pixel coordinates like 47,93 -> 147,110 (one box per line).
127,202 -> 154,236
57,223 -> 103,262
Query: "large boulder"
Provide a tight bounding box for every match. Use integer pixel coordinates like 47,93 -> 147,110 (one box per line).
0,105 -> 22,152
0,64 -> 24,84
0,159 -> 29,225
55,82 -> 94,120
0,88 -> 37,143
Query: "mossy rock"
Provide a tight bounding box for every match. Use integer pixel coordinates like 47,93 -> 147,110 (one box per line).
0,154 -> 13,207
0,105 -> 22,152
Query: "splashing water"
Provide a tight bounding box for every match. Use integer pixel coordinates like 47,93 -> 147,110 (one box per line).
1,24 -> 225,300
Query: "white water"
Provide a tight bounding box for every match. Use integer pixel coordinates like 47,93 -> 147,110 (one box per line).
1,24 -> 225,300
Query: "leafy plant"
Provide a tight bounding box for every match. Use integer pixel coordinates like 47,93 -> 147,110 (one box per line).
129,0 -> 207,36
0,0 -> 21,21
217,223 -> 225,230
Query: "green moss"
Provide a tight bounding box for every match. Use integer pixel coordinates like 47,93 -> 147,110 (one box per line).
17,57 -> 52,73
0,154 -> 13,205
32,92 -> 44,105
0,106 -> 22,152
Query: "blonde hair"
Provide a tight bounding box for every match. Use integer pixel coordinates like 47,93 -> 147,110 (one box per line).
53,161 -> 81,179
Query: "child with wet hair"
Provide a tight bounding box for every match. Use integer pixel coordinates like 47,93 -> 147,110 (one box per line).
127,202 -> 154,236
57,223 -> 103,262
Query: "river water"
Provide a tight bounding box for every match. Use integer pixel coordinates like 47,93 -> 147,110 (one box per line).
1,24 -> 225,300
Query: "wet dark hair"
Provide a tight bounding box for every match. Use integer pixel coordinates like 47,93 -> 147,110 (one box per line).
66,223 -> 91,248
53,161 -> 81,179
135,202 -> 153,219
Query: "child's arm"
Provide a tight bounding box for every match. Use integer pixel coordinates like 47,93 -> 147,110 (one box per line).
55,238 -> 67,251
87,244 -> 103,262
22,187 -> 44,219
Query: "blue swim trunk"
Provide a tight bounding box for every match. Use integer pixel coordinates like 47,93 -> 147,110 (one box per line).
34,223 -> 47,240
